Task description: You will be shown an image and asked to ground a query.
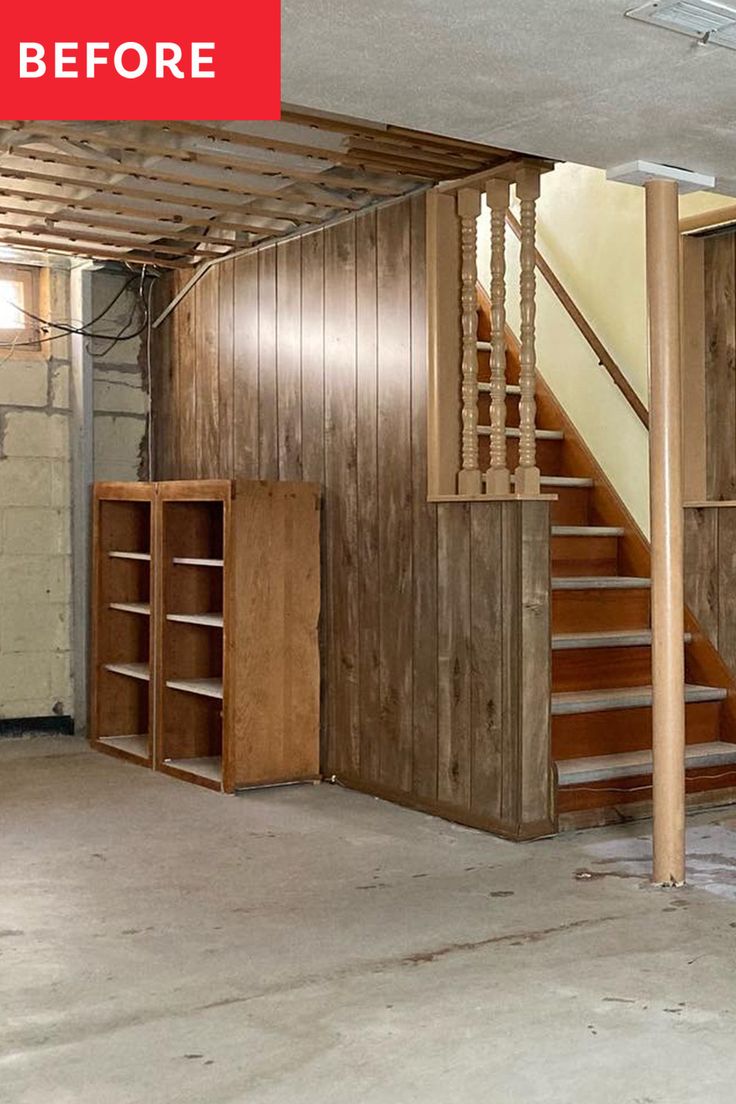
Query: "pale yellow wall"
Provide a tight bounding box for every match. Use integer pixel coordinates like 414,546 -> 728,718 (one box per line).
478,164 -> 735,535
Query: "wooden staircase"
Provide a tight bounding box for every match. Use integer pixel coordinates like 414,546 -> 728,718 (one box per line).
476,288 -> 736,829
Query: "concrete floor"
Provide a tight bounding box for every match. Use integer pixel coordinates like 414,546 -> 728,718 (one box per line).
3,736 -> 736,1103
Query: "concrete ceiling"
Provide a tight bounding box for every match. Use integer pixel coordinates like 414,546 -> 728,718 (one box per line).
282,0 -> 736,195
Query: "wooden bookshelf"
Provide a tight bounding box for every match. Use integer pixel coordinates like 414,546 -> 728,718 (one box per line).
91,479 -> 321,793
91,482 -> 155,767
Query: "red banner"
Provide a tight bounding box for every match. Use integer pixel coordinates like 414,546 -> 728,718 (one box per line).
0,0 -> 280,119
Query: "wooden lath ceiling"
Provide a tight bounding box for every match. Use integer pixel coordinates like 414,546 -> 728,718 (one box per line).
0,108 -> 523,269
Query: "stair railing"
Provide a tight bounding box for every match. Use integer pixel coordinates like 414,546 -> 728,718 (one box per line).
430,158 -> 552,499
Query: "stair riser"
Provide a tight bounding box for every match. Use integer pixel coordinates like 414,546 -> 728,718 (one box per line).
552,645 -> 653,693
477,392 -> 520,429
551,486 -> 592,526
552,700 -> 722,760
552,588 -> 651,633
551,534 -> 619,576
479,436 -> 564,476
558,763 -> 736,815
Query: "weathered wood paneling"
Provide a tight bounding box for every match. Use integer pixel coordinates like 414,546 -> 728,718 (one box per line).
151,195 -> 553,839
704,233 -> 736,500
685,505 -> 736,675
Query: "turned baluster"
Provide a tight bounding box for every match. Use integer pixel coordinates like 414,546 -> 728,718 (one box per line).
514,166 -> 541,496
485,178 -> 511,495
456,187 -> 482,495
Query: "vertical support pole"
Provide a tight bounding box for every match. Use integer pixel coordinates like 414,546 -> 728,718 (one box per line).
514,166 -> 541,496
645,178 -> 686,886
486,178 -> 511,496
457,187 -> 483,495
70,263 -> 94,738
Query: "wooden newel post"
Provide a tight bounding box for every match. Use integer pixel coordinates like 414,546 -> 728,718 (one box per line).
486,178 -> 511,495
515,166 -> 541,496
645,178 -> 686,886
457,187 -> 483,495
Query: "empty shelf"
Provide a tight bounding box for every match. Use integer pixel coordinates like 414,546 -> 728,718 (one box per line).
164,756 -> 222,782
166,677 -> 223,699
108,551 -> 150,561
109,602 -> 150,616
172,557 -> 223,567
104,662 -> 150,682
97,734 -> 148,758
167,612 -> 223,628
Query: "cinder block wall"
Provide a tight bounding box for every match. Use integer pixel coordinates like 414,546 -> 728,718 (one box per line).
0,261 -> 148,725
92,270 -> 149,483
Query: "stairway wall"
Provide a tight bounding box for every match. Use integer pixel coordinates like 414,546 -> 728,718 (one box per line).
149,193 -> 553,839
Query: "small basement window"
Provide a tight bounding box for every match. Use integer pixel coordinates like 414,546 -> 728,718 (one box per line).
0,264 -> 41,350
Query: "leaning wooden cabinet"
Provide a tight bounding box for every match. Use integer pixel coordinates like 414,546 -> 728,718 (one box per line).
90,479 -> 321,794
91,482 -> 156,766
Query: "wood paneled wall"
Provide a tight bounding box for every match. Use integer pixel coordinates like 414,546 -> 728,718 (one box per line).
150,194 -> 553,839
685,505 -> 736,676
703,232 -> 736,500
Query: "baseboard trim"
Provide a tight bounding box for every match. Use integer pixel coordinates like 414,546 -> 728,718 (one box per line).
0,715 -> 75,737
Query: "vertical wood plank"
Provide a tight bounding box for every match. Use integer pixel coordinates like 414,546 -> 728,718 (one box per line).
301,231 -> 325,486
277,237 -> 303,480
436,503 -> 472,808
469,502 -> 503,820
684,506 -> 719,647
258,247 -> 278,480
218,261 -> 235,478
232,252 -> 259,478
356,209 -> 381,784
194,268 -> 220,479
148,276 -> 172,478
324,218 -> 359,775
410,194 -> 439,803
704,234 -> 736,500
718,509 -> 736,671
177,271 -> 197,479
500,502 -> 521,826
518,501 -> 552,830
377,200 -> 414,793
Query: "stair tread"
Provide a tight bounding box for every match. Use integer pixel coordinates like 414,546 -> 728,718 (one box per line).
552,684 -> 727,715
552,630 -> 691,650
552,576 -> 651,590
558,741 -> 736,785
552,525 -> 625,537
515,475 -> 593,488
478,426 -> 564,440
478,382 -> 521,395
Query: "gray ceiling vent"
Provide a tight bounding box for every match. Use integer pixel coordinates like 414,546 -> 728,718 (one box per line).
626,0 -> 736,49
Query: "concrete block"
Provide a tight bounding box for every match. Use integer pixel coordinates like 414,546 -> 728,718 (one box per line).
91,272 -> 144,366
0,458 -> 52,506
0,555 -> 70,604
94,367 -> 148,414
0,652 -> 51,702
3,411 -> 70,459
94,414 -> 146,465
49,270 -> 70,361
50,650 -> 72,705
94,462 -> 140,483
0,360 -> 48,407
1,601 -> 69,653
50,362 -> 70,409
0,698 -> 56,719
50,459 -> 71,507
3,507 -> 71,555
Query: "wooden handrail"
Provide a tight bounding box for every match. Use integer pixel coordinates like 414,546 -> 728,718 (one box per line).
505,210 -> 650,429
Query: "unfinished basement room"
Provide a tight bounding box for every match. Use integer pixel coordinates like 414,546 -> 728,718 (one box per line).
5,2 -> 736,1101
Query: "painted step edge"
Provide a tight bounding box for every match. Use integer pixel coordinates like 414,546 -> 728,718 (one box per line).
552,630 -> 692,650
552,525 -> 625,537
552,576 -> 651,590
478,426 -> 564,440
552,683 -> 727,716
558,741 -> 736,785
478,382 -> 521,395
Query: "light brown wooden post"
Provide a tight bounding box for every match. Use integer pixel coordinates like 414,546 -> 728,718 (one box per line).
486,178 -> 511,495
457,187 -> 483,495
514,166 -> 541,496
646,178 -> 686,886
